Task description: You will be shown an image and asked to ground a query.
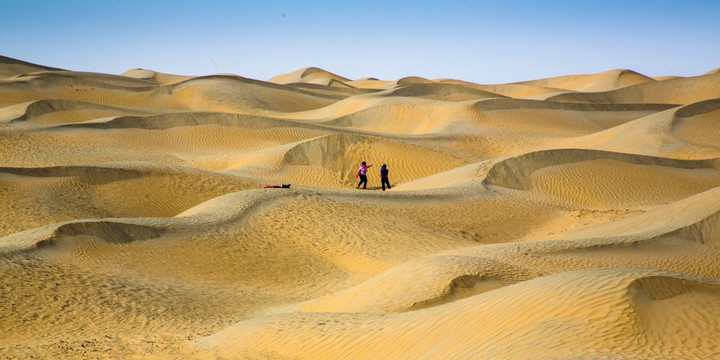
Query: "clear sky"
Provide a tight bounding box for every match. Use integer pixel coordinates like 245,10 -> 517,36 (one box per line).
2,0 -> 719,84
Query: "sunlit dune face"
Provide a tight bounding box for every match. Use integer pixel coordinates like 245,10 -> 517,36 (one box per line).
2,57 -> 720,359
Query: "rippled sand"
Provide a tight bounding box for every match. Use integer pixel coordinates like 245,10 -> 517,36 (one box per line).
2,56 -> 720,359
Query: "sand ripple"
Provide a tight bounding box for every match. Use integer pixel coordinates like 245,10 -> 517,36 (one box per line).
2,56 -> 720,359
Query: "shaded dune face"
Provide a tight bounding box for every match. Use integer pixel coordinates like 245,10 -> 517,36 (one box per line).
672,98 -> 720,149
277,133 -> 479,187
2,55 -> 720,359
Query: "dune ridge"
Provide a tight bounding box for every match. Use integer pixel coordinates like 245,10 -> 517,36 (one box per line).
546,72 -> 720,105
0,219 -> 165,255
482,148 -> 720,190
516,69 -> 655,92
0,55 -> 65,78
2,54 -> 720,359
0,98 -> 157,125
268,67 -> 352,86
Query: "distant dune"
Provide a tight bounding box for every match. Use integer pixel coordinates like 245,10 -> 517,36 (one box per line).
2,55 -> 720,359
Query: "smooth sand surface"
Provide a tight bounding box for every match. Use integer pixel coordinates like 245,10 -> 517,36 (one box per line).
2,55 -> 720,359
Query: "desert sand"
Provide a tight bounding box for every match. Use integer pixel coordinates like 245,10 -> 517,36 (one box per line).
1,55 -> 720,359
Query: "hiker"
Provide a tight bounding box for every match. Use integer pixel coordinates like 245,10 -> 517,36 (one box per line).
380,164 -> 391,191
356,161 -> 373,189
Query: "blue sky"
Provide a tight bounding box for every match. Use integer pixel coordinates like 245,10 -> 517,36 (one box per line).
2,0 -> 719,83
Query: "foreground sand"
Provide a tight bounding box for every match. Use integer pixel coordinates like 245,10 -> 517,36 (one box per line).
2,55 -> 720,359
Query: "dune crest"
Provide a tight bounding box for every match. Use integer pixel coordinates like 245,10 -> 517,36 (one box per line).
517,69 -> 655,92
268,67 -> 352,86
2,55 -> 720,359
0,55 -> 64,78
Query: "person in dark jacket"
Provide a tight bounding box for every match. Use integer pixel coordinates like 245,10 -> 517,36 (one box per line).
380,164 -> 391,191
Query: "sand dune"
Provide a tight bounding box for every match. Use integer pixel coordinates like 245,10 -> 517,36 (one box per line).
0,55 -> 64,78
672,98 -> 720,150
547,72 -> 720,105
469,98 -> 674,136
2,55 -> 720,359
269,67 -> 352,86
483,148 -> 705,190
517,69 -> 655,92
563,98 -> 720,159
122,68 -> 195,84
0,98 -> 157,126
0,70 -> 188,109
439,78 -> 570,99
0,163 -> 255,237
196,268 -> 720,359
380,82 -> 504,102
283,82 -> 378,99
171,75 -> 338,114
273,133 -> 480,187
311,97 -> 473,134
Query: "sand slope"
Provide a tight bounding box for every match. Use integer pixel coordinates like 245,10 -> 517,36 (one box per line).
0,55 -> 64,78
2,55 -> 720,359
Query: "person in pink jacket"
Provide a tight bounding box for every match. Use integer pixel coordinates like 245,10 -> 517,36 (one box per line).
356,161 -> 373,189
